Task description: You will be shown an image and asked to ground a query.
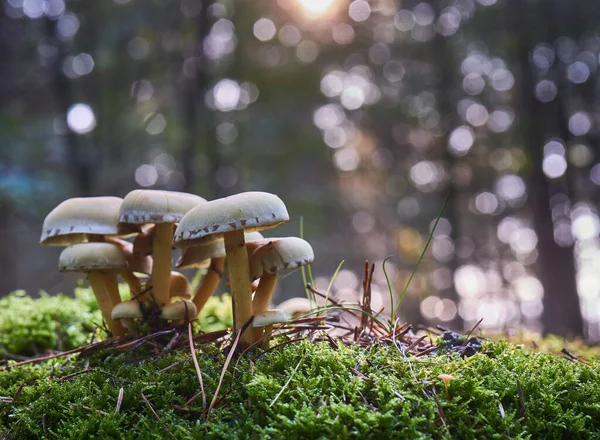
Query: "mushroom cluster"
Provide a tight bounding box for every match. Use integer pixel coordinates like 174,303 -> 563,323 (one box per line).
41,190 -> 314,347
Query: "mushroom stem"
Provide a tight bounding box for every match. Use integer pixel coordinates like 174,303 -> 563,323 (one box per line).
104,273 -> 122,306
252,273 -> 277,340
223,229 -> 254,345
103,273 -> 126,336
151,223 -> 173,308
133,224 -> 154,256
192,257 -> 225,317
88,272 -> 123,336
262,324 -> 274,348
120,271 -> 143,299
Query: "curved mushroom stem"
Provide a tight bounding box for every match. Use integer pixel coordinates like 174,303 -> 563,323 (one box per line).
106,236 -> 150,301
120,271 -> 143,299
151,223 -> 173,308
133,224 -> 154,256
88,271 -> 124,336
261,324 -> 274,348
223,229 -> 254,345
192,257 -> 225,317
252,273 -> 277,341
103,273 -> 126,336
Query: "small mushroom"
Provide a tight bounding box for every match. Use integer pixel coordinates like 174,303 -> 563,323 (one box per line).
438,374 -> 455,400
58,243 -> 130,336
111,272 -> 191,326
252,309 -> 290,347
111,300 -> 143,320
167,271 -> 192,299
249,237 -> 314,340
118,189 -> 206,308
174,192 -> 289,345
161,300 -> 197,320
176,232 -> 264,317
277,297 -> 317,318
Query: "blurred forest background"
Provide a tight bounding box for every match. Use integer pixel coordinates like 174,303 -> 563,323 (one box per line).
3,0 -> 600,339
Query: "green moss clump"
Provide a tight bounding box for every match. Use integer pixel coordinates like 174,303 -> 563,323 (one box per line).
2,292 -> 600,439
0,288 -> 102,357
0,288 -> 233,359
1,339 -> 600,439
195,294 -> 233,333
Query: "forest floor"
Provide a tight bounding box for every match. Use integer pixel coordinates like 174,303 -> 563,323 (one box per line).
1,289 -> 599,439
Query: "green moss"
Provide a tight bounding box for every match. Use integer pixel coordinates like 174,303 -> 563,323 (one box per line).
2,293 -> 600,439
0,288 -> 102,356
504,331 -> 600,359
0,288 -> 232,359
2,340 -> 600,439
195,294 -> 233,333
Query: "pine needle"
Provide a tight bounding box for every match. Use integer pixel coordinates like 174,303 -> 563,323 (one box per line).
382,256 -> 396,329
115,387 -> 124,415
188,322 -> 206,417
141,391 -> 175,439
323,260 -> 345,315
299,216 -> 315,301
206,328 -> 242,421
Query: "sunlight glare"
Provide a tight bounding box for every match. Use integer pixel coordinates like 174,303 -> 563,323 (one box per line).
297,0 -> 335,16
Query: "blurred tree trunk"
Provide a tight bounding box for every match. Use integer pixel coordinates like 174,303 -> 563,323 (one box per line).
45,18 -> 92,196
433,19 -> 462,331
0,197 -> 18,295
181,0 -> 219,197
514,0 -> 584,337
0,9 -> 17,296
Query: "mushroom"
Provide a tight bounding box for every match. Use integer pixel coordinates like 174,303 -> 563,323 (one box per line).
277,297 -> 317,318
112,300 -> 143,320
111,274 -> 192,326
249,237 -> 314,340
167,271 -> 192,299
146,271 -> 192,299
161,300 -> 197,320
58,242 -> 131,336
252,309 -> 290,348
438,374 -> 455,400
111,296 -> 197,324
174,192 -> 289,345
176,232 -> 264,317
118,189 -> 206,308
111,300 -> 143,335
41,196 -> 149,306
41,196 -> 134,246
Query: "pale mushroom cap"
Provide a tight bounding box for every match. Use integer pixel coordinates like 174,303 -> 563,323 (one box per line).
41,197 -> 126,246
252,309 -> 291,327
118,189 -> 207,228
249,237 -> 314,279
176,231 -> 264,269
438,374 -> 455,382
111,300 -> 143,319
277,297 -> 316,317
58,243 -> 128,272
173,192 -> 289,247
160,300 -> 197,320
169,271 -> 192,299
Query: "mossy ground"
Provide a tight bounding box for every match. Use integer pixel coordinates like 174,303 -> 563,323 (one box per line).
1,290 -> 600,439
